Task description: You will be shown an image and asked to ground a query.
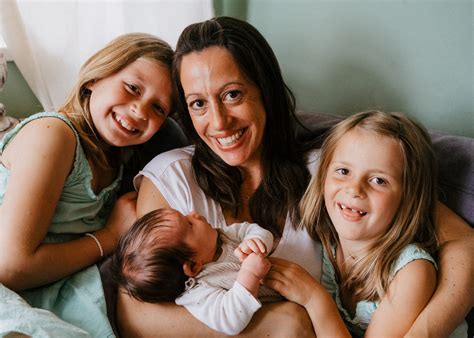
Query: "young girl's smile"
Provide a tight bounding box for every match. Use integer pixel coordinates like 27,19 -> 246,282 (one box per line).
88,58 -> 172,147
324,128 -> 404,249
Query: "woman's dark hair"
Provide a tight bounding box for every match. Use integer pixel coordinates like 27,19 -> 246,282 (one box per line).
110,209 -> 195,302
173,16 -> 310,236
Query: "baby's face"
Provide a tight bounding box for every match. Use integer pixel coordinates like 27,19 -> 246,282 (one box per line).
170,210 -> 218,265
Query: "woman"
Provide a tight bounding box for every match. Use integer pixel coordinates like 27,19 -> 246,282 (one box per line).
117,17 -> 473,337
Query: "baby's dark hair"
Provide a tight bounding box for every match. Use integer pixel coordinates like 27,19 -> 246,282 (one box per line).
110,208 -> 195,302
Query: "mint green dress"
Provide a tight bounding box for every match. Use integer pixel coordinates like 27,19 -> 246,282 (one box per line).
321,243 -> 467,338
0,112 -> 122,338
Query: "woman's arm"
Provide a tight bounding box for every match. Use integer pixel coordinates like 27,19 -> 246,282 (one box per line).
117,288 -> 315,337
136,176 -> 170,216
0,119 -> 136,290
406,202 -> 474,338
367,260 -> 437,337
265,257 -> 350,337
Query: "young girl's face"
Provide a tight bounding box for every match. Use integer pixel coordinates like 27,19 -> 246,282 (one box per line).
87,58 -> 172,147
324,128 -> 404,249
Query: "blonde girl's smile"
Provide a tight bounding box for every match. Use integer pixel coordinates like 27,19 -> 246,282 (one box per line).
324,127 -> 404,245
337,202 -> 368,220
87,58 -> 172,147
113,113 -> 138,133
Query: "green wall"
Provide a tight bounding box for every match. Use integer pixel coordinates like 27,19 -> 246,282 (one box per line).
0,62 -> 43,118
2,1 -> 473,136
216,0 -> 473,137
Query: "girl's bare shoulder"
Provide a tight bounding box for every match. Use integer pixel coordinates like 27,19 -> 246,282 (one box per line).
2,116 -> 76,167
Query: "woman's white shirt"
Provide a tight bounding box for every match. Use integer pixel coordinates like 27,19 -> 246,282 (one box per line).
134,145 -> 322,281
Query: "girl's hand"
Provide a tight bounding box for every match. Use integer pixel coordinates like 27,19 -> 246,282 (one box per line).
101,191 -> 138,249
264,257 -> 322,307
234,238 -> 267,262
264,257 -> 351,337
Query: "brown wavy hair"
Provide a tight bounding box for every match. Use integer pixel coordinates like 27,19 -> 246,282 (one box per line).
300,110 -> 438,301
173,17 -> 311,236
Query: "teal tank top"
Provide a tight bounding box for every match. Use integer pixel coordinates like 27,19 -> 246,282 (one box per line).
321,243 -> 467,338
0,112 -> 123,337
0,112 -> 123,240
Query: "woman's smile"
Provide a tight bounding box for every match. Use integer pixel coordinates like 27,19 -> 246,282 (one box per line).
214,128 -> 246,147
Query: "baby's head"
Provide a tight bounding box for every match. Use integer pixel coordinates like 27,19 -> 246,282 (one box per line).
111,208 -> 218,302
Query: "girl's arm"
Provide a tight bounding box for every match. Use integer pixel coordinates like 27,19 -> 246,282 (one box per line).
265,257 -> 351,337
366,259 -> 437,337
406,202 -> 474,338
0,118 -> 136,290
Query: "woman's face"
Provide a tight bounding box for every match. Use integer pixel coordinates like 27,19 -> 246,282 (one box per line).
179,46 -> 266,171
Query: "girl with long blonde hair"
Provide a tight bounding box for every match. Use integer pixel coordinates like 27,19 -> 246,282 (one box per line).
266,111 -> 468,337
0,33 -> 174,337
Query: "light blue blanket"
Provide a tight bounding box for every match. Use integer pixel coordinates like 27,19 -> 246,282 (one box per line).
0,266 -> 114,338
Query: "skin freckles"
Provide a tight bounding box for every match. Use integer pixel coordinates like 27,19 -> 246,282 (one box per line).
87,58 -> 172,147
180,47 -> 266,176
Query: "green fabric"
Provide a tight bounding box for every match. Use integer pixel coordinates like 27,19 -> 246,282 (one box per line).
321,243 -> 466,337
0,112 -> 121,337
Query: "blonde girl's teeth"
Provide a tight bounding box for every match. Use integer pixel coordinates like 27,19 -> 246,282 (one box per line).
340,203 -> 366,215
115,115 -> 136,132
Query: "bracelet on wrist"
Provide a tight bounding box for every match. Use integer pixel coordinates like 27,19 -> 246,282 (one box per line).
85,232 -> 104,257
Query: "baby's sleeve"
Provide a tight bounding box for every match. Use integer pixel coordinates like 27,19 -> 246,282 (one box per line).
223,222 -> 273,255
176,282 -> 261,335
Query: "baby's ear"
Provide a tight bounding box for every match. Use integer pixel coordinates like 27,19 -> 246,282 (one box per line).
183,261 -> 203,277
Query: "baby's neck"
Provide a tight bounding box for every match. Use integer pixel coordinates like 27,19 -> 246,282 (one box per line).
211,234 -> 224,262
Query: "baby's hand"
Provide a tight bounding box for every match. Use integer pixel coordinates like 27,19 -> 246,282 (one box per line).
237,253 -> 271,296
234,238 -> 267,262
240,253 -> 271,280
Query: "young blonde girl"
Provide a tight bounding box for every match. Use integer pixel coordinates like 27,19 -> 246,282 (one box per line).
0,33 -> 173,337
266,111 -> 468,337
